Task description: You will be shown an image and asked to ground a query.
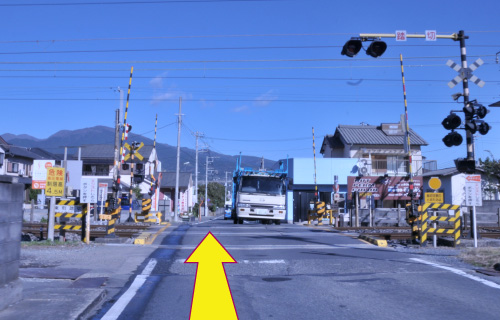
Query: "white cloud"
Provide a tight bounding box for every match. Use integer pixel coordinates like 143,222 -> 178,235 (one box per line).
232,105 -> 249,113
253,89 -> 278,107
151,92 -> 177,105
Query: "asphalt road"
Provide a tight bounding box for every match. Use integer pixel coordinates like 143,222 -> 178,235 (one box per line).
93,218 -> 500,320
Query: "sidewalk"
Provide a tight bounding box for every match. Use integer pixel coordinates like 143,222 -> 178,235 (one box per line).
0,223 -> 175,320
0,214 -> 222,320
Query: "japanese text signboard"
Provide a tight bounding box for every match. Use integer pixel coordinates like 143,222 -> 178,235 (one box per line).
32,160 -> 55,190
396,30 -> 407,41
425,192 -> 444,204
45,167 -> 65,196
465,175 -> 482,207
347,176 -> 423,200
81,177 -> 98,204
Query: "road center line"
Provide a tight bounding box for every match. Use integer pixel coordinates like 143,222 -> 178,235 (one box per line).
101,258 -> 158,320
410,258 -> 500,290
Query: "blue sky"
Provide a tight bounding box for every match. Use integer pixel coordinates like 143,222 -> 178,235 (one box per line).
0,0 -> 499,169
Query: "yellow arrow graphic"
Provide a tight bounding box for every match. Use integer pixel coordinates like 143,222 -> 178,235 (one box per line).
185,232 -> 238,320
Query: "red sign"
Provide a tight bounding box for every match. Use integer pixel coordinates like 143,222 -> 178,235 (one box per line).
347,176 -> 423,200
396,30 -> 407,41
465,175 -> 481,182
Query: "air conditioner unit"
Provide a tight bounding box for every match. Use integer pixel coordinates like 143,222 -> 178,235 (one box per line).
357,158 -> 371,176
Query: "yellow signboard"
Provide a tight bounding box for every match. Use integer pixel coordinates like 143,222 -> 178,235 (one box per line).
425,192 -> 444,204
99,214 -> 112,220
428,177 -> 442,190
45,167 -> 65,197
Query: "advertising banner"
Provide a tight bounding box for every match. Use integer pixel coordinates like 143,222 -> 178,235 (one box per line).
32,160 -> 55,189
347,176 -> 423,200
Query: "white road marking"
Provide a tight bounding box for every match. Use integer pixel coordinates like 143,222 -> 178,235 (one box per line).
160,244 -> 375,250
101,258 -> 158,320
175,259 -> 286,264
410,258 -> 500,290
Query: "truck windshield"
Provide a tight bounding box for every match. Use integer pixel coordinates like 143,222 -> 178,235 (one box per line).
240,176 -> 284,195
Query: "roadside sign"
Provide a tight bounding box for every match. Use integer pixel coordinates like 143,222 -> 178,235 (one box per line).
45,167 -> 65,196
465,175 -> 482,206
81,177 -> 98,203
425,30 -> 437,41
99,214 -> 112,220
396,30 -> 407,41
428,177 -> 442,190
55,204 -> 82,213
32,160 -> 55,189
425,192 -> 444,204
66,160 -> 83,190
98,183 -> 108,202
334,193 -> 340,201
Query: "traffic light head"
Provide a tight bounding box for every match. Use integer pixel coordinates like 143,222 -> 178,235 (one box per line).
443,131 -> 463,147
465,121 -> 478,134
366,41 -> 387,58
341,39 -> 362,57
476,105 -> 489,119
122,163 -> 129,170
478,122 -> 490,135
136,163 -> 144,171
442,113 -> 461,130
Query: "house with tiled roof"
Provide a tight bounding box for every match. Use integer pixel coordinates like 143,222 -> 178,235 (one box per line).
158,172 -> 194,215
320,122 -> 433,177
0,135 -> 40,186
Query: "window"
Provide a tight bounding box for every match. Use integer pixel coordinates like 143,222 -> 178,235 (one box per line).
7,162 -> 19,173
0,153 -> 4,167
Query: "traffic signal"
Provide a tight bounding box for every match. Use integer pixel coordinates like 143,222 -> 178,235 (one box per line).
478,122 -> 490,135
443,132 -> 463,147
441,113 -> 461,130
341,39 -> 362,57
136,163 -> 144,171
455,158 -> 475,173
112,176 -> 122,192
122,163 -> 129,170
366,41 -> 387,58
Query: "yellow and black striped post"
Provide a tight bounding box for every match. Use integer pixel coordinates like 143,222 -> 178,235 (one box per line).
105,198 -> 121,237
418,203 -> 461,247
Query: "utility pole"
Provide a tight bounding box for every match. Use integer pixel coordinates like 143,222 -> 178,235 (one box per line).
193,131 -> 205,205
174,97 -> 183,222
204,156 -> 215,217
224,171 -> 231,202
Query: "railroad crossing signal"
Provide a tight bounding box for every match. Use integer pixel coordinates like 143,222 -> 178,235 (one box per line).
447,58 -> 485,88
123,142 -> 144,161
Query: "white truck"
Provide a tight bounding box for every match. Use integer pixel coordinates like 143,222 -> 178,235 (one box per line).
231,156 -> 287,225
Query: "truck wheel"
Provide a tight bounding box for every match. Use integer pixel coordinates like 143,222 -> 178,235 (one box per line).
275,220 -> 281,225
233,217 -> 238,224
238,218 -> 243,224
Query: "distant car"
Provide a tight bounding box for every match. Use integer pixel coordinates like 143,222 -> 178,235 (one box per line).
224,205 -> 232,220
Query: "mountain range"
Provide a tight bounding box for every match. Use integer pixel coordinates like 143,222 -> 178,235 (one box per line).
2,126 -> 277,181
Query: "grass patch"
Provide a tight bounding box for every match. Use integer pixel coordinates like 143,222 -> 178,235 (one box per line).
459,247 -> 500,268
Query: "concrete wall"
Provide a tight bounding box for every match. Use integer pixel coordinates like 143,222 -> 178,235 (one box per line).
0,183 -> 23,311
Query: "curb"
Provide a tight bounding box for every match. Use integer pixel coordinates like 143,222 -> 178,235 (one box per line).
358,234 -> 388,247
134,223 -> 171,245
77,289 -> 107,320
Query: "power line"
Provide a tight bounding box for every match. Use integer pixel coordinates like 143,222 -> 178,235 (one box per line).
204,136 -> 311,142
0,54 -> 496,65
1,44 -> 500,56
0,98 -> 464,104
0,0 -> 279,7
1,75 -> 499,83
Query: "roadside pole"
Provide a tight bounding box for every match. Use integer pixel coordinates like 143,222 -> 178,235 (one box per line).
48,196 -> 55,241
86,203 -> 90,244
473,206 -> 478,248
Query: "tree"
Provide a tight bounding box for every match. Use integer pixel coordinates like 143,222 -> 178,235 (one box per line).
197,182 -> 225,211
479,152 -> 500,199
132,186 -> 143,200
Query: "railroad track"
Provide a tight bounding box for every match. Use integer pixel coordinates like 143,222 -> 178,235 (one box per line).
335,226 -> 500,241
22,223 -> 151,239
